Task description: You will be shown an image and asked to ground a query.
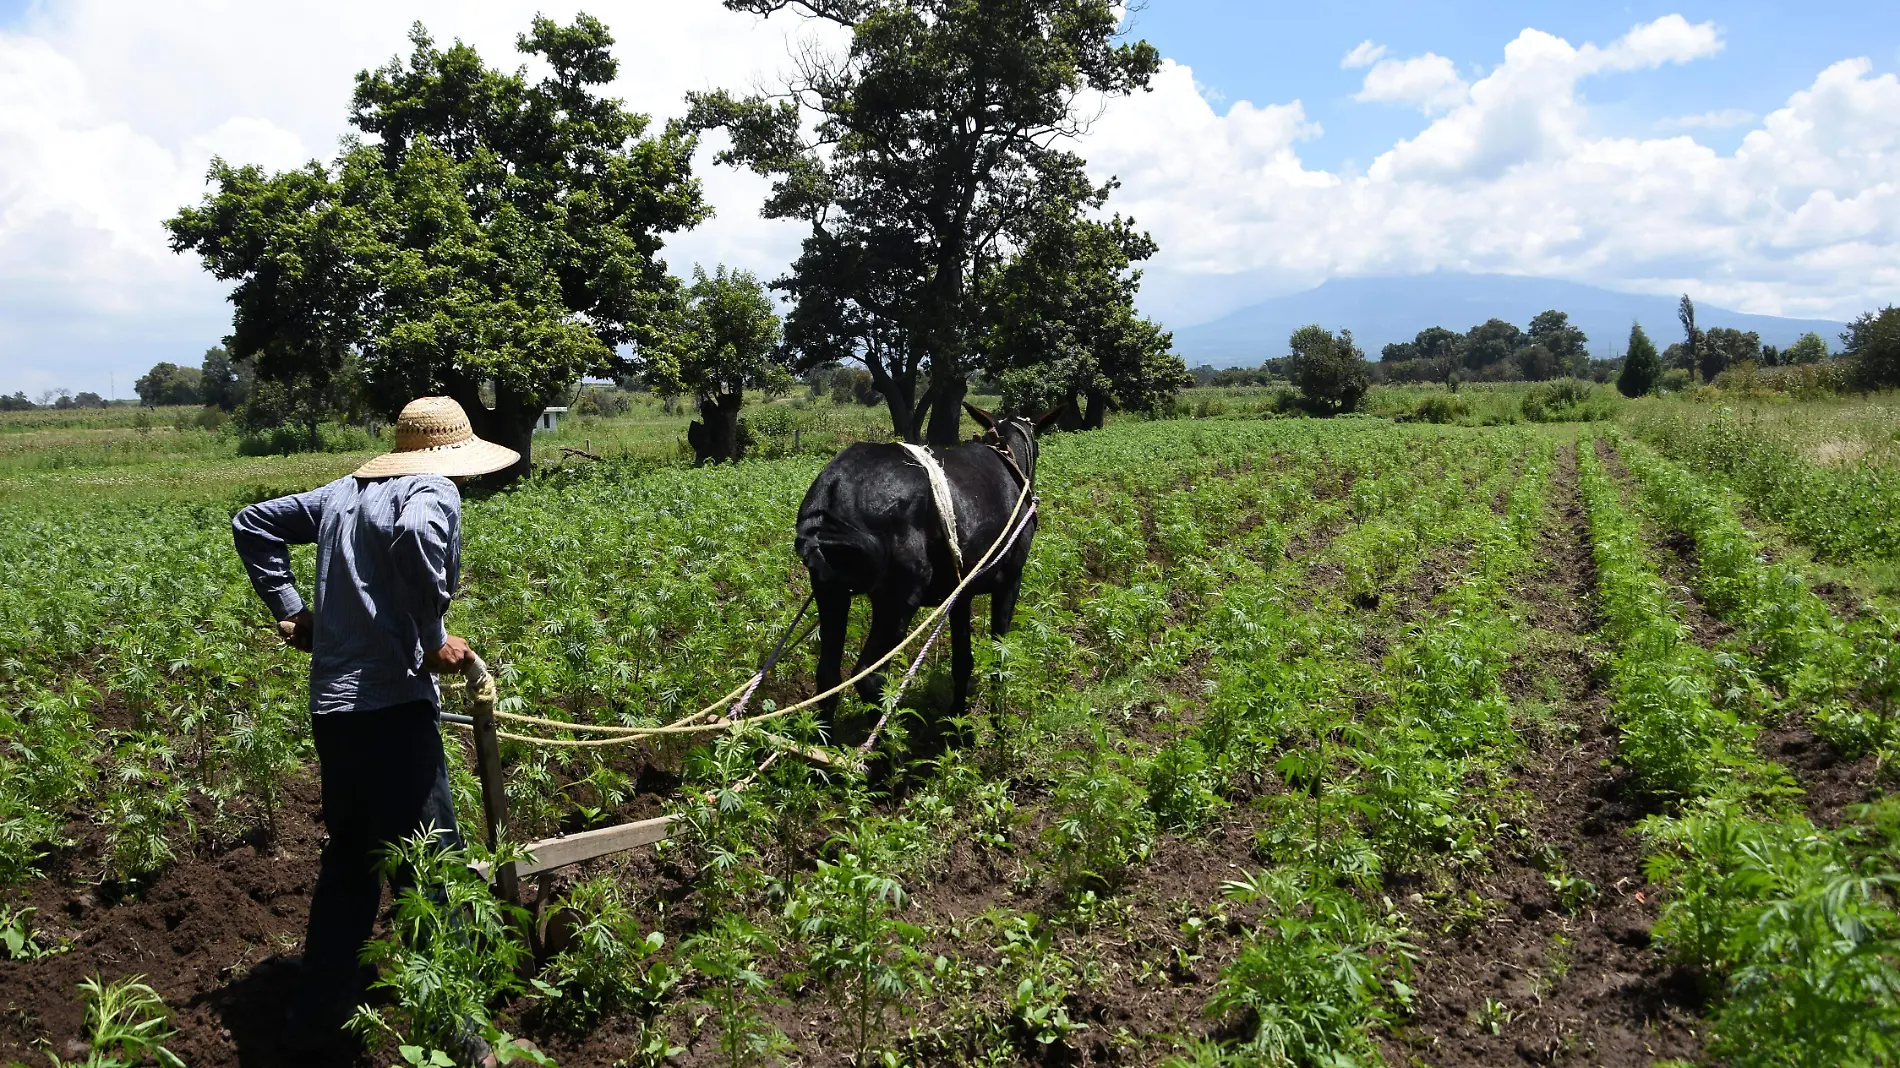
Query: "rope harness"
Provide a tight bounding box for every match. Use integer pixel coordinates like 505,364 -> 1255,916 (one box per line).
446,436 -> 1038,761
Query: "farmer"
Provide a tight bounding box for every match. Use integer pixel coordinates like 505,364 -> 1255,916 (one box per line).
231,396 -> 517,1065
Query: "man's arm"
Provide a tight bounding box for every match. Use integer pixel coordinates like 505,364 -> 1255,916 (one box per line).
391,478 -> 464,670
232,485 -> 331,638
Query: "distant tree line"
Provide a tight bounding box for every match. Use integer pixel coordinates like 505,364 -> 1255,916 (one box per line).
0,389 -> 112,412
1373,310 -> 1606,385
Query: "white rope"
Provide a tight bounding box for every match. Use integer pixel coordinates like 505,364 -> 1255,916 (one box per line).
900,442 -> 964,575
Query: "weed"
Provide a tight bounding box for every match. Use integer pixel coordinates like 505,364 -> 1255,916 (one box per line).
43,975 -> 183,1068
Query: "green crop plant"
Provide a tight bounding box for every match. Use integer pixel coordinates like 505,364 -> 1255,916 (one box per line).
1578,437 -> 1758,799
1145,737 -> 1226,833
39,975 -> 185,1068
685,914 -> 793,1068
350,832 -> 542,1065
1,905 -> 67,961
534,876 -> 678,1032
1617,435 -> 1900,760
1643,799 -> 1900,1066
784,831 -> 927,1061
1042,728 -> 1155,898
1623,402 -> 1900,564
1198,867 -> 1414,1067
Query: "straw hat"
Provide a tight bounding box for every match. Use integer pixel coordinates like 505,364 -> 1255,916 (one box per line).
353,396 -> 521,479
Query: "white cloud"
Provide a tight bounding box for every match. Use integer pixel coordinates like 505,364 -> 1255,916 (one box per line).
0,7 -> 1890,393
1082,17 -> 1900,323
0,0 -> 836,394
1341,40 -> 1385,69
1656,108 -> 1758,130
1353,53 -> 1469,114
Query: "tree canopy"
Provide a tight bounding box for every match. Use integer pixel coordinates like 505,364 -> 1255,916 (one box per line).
134,362 -> 203,407
661,266 -> 786,464
1288,324 -> 1369,415
978,205 -> 1186,429
1844,306 -> 1900,391
687,0 -> 1161,445
168,15 -> 706,478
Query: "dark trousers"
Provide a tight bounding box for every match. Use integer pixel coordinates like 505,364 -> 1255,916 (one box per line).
293,699 -> 463,1028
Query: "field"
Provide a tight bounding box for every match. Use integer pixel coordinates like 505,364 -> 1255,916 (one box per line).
2,389 -> 1898,1068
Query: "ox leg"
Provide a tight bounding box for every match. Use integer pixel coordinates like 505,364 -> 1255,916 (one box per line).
813,583 -> 853,726
854,593 -> 916,708
949,592 -> 975,748
989,572 -> 1023,637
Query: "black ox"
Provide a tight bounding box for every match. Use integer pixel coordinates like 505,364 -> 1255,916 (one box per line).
795,404 -> 1056,745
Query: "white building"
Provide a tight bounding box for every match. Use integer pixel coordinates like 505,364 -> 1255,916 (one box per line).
534,407 -> 567,433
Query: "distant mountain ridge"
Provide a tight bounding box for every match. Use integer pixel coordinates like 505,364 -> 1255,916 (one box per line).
1166,274 -> 1849,368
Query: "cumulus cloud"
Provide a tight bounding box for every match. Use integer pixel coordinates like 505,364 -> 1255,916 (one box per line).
1081,17 -> 1900,322
0,7 -> 1890,393
1656,108 -> 1758,130
1340,40 -> 1385,69
1353,53 -> 1469,114
0,0 -> 834,393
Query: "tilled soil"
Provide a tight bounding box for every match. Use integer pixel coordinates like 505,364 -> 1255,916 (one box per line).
0,776 -> 354,1068
1382,442 -> 1704,1068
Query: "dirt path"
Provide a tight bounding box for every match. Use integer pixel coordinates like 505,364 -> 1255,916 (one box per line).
1384,441 -> 1703,1068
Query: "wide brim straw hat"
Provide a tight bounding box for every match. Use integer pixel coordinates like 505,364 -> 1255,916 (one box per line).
353,396 -> 521,479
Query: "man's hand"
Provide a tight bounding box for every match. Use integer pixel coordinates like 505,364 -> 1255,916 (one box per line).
423,634 -> 473,674
276,610 -> 314,653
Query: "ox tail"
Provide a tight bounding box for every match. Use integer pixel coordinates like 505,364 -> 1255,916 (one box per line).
796,510 -> 884,588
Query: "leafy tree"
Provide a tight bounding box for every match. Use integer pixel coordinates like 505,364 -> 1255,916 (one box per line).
1380,341 -> 1417,363
979,208 -> 1187,430
198,346 -> 247,411
1618,321 -> 1661,398
1414,326 -> 1463,364
133,362 -> 203,406
169,16 -> 706,480
1287,324 -> 1369,415
1528,309 -> 1588,375
1678,294 -> 1701,381
1785,331 -> 1830,366
687,0 -> 1161,445
1701,326 -> 1760,381
1462,318 -> 1522,372
1843,305 -> 1900,391
0,392 -> 31,411
1514,343 -> 1560,381
659,266 -> 786,465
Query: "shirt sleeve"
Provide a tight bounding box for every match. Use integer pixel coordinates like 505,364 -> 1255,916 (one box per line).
392,477 -> 461,655
231,484 -> 330,621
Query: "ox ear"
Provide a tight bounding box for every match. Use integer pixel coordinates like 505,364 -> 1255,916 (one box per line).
963,402 -> 998,432
1032,404 -> 1066,433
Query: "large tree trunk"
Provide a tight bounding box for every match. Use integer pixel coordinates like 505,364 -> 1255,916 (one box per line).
923,374 -> 967,446
443,373 -> 535,484
689,391 -> 744,465
1081,388 -> 1108,430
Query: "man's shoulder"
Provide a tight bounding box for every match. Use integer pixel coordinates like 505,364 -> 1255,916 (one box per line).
393,474 -> 462,510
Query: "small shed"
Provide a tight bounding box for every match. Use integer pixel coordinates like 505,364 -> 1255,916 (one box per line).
534,407 -> 567,434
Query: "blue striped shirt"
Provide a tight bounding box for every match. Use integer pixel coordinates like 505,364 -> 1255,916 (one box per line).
232,474 -> 461,715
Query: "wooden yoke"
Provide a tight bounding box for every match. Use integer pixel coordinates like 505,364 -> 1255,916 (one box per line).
461,654 -> 519,902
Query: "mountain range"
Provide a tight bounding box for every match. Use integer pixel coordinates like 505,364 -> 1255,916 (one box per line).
1165,274 -> 1850,368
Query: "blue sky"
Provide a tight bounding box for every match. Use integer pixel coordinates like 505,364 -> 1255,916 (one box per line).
2,1 -> 1898,397
1125,1 -> 1900,168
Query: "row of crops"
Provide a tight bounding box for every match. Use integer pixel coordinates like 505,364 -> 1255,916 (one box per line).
1579,433 -> 1900,1064
2,415 -> 1897,1067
